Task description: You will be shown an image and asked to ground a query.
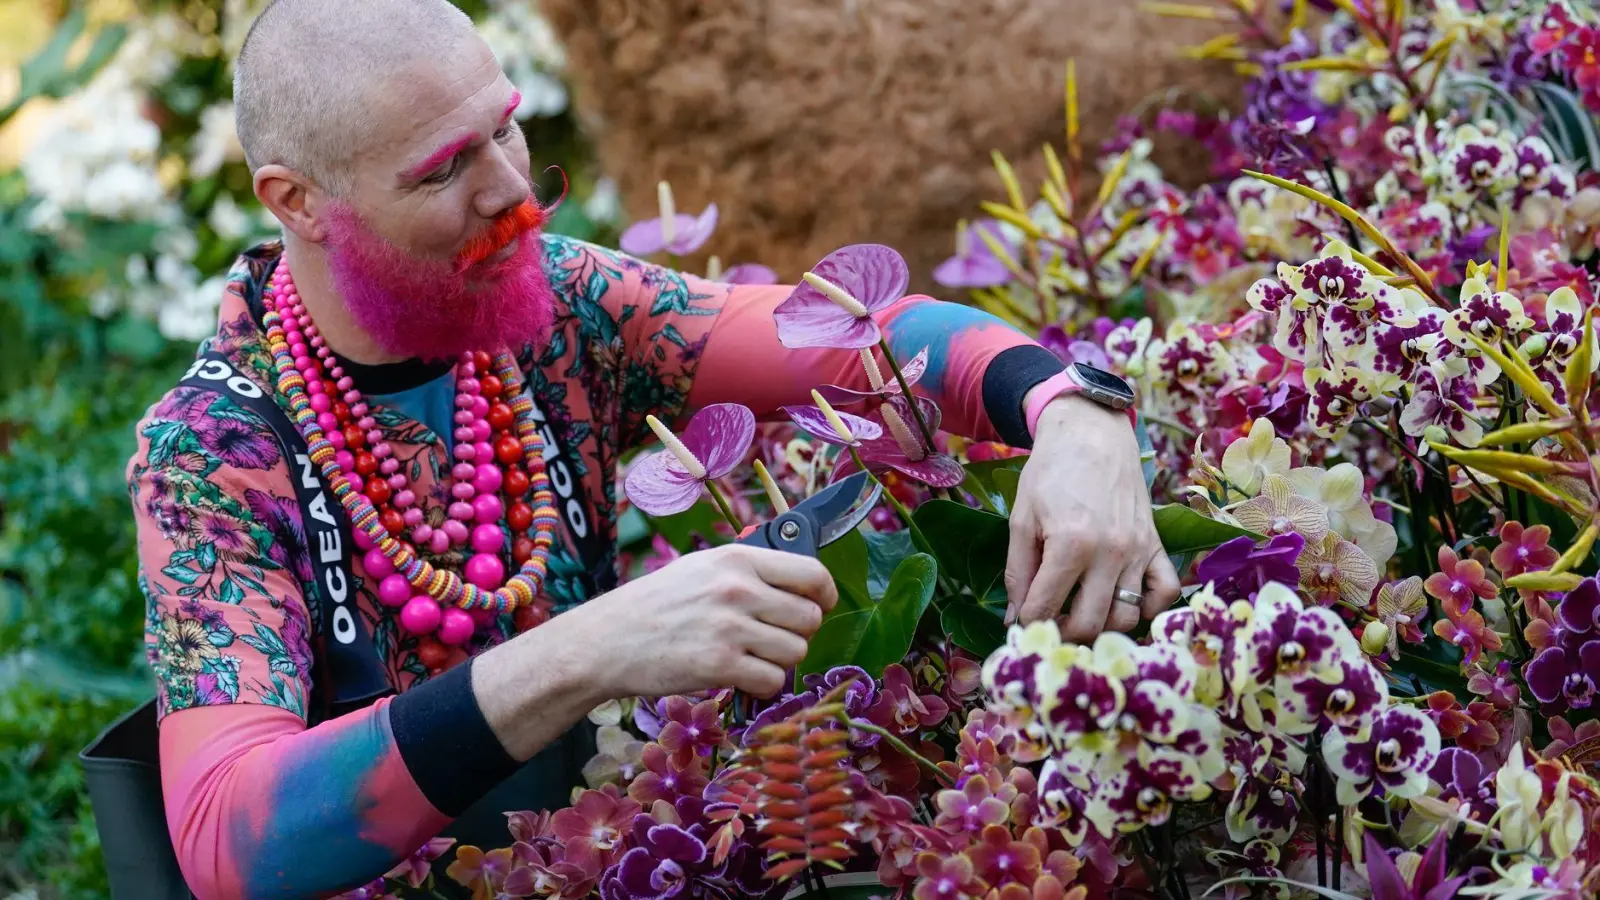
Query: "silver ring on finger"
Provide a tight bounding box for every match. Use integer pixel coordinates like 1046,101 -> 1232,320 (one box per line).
1115,588 -> 1143,607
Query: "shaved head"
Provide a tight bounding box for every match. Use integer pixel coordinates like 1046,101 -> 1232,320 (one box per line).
234,0 -> 480,195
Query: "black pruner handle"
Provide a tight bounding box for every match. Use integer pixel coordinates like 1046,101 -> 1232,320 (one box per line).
735,509 -> 821,557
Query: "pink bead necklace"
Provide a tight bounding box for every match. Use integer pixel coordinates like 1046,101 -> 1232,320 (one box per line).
261,259 -> 560,646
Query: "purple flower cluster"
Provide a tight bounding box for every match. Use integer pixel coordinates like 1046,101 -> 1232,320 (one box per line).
1524,577 -> 1600,714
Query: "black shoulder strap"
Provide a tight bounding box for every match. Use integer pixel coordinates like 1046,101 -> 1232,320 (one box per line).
177,350 -> 392,715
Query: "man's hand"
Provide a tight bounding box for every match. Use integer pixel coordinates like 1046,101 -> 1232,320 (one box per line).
566,543 -> 837,700
1003,393 -> 1180,641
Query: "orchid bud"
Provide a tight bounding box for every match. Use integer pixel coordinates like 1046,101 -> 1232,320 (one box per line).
706,255 -> 723,281
645,414 -> 706,479
810,390 -> 856,443
752,459 -> 789,514
859,348 -> 886,391
1422,424 -> 1448,447
1519,333 -> 1548,358
657,181 -> 677,247
881,404 -> 925,461
802,272 -> 871,318
1361,621 -> 1391,656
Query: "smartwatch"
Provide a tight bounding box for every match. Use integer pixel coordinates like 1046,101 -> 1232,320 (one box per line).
1024,362 -> 1138,436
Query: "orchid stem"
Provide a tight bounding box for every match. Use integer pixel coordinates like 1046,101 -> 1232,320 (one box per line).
843,718 -> 952,786
878,337 -> 938,453
705,480 -> 744,533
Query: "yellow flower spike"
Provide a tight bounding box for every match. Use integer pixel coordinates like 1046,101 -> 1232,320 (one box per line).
1042,143 -> 1068,197
1566,307 -> 1595,416
810,390 -> 855,444
1289,0 -> 1308,30
1064,59 -> 1081,166
1478,418 -> 1575,447
1330,0 -> 1387,45
1505,571 -> 1586,592
646,414 -> 707,480
1242,169 -> 1442,303
1140,2 -> 1229,19
801,272 -> 870,318
1429,446 -> 1581,478
972,288 -> 1030,328
1348,247 -> 1397,277
859,347 -> 885,391
1040,180 -> 1072,220
975,227 -> 1030,281
1419,32 -> 1457,68
1551,521 -> 1599,575
657,180 -> 677,248
991,151 -> 1026,213
1095,151 -> 1133,214
1125,223 -> 1171,285
979,202 -> 1044,240
752,460 -> 789,515
1496,204 -> 1511,292
1281,57 -> 1377,73
1102,208 -> 1144,257
1464,333 -> 1565,419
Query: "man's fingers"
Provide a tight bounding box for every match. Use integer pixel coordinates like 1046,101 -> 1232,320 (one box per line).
1143,549 -> 1183,619
740,546 -> 839,611
1104,567 -> 1144,633
1004,516 -> 1042,626
751,586 -> 827,637
728,656 -> 789,698
1061,555 -> 1117,641
740,619 -> 812,669
1020,539 -> 1086,626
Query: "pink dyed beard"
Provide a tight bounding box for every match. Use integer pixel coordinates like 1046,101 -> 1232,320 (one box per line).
320,202 -> 557,361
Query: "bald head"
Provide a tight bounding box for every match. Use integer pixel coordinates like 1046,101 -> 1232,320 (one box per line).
234,0 -> 481,195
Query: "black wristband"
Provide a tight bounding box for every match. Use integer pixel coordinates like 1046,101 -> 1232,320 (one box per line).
983,345 -> 1067,450
387,657 -> 520,817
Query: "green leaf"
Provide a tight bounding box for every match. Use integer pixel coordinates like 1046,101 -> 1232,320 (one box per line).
818,528 -> 871,609
160,564 -> 201,585
864,529 -> 915,596
939,594 -> 1008,657
800,552 -> 938,679
195,542 -> 218,572
650,500 -> 730,552
1152,504 -> 1261,554
913,500 -> 1010,601
218,578 -> 244,607
961,458 -> 1027,516
617,505 -> 650,550
991,468 -> 1021,511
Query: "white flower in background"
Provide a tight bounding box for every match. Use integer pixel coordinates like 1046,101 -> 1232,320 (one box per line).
21,78 -> 171,228
479,1 -> 569,118
190,103 -> 245,178
584,176 -> 621,224
102,12 -> 207,87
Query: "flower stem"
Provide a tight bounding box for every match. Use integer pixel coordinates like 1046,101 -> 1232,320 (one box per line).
843,718 -> 952,786
705,479 -> 744,533
878,337 -> 938,453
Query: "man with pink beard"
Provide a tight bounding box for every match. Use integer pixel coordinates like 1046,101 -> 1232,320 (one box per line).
120,0 -> 1177,896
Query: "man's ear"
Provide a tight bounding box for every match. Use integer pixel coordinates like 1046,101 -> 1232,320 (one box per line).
254,164 -> 328,243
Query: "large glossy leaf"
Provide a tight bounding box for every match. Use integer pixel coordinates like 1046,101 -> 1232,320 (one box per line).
800,550 -> 938,679
962,457 -> 1028,515
1153,504 -> 1262,554
651,500 -> 731,552
913,500 -> 1010,600
865,529 -> 916,596
940,593 -> 1009,657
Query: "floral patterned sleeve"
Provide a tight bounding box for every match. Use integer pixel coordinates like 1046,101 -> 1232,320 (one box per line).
539,235 -> 1061,451
130,387 -> 449,898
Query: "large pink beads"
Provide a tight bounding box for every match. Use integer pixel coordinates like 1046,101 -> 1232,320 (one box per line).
399,596 -> 442,635
464,553 -> 505,590
437,608 -> 475,646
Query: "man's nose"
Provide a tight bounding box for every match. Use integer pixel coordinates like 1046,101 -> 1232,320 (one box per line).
475,141 -> 533,220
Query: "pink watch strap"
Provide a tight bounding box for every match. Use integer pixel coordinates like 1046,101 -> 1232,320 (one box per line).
1024,368 -> 1138,439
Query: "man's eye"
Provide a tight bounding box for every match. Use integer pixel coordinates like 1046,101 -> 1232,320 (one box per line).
423,158 -> 460,185
494,123 -> 516,142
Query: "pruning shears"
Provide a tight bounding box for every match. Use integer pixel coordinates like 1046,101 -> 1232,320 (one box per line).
735,470 -> 883,557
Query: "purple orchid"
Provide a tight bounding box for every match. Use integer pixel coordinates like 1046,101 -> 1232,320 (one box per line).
1362,830 -> 1467,900
1429,746 -> 1498,821
1524,576 -> 1600,714
384,837 -> 457,888
1037,325 -> 1113,369
814,347 -> 929,407
620,182 -> 719,257
1196,533 -> 1306,602
624,404 -> 755,517
932,220 -> 1013,289
834,395 -> 965,489
599,798 -> 773,900
1324,706 -> 1440,805
773,244 -> 910,350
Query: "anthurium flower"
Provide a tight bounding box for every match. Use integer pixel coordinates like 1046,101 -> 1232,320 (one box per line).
773,244 -> 910,350
933,220 -> 1014,289
619,181 -> 719,257
781,395 -> 883,448
1220,418 -> 1291,499
835,395 -> 966,488
623,404 -> 756,516
814,346 -> 929,407
1287,464 -> 1396,569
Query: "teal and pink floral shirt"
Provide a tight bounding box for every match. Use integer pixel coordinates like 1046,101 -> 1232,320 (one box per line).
128,233 -> 1065,898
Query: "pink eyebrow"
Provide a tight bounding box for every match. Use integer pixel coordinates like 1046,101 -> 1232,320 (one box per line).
402,134 -> 474,181
502,91 -> 521,120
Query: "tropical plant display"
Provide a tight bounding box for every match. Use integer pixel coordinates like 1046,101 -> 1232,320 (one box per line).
345,2 -> 1600,899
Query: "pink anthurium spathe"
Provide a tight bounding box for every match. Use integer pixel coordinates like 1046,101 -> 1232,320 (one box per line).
773,244 -> 910,350
932,220 -> 1013,289
814,346 -> 930,407
619,181 -> 719,257
623,403 -> 755,516
780,394 -> 884,448
837,395 -> 965,488
706,257 -> 780,285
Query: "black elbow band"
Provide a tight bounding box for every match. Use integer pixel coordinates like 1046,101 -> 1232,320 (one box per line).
983,345 -> 1066,450
387,657 -> 519,817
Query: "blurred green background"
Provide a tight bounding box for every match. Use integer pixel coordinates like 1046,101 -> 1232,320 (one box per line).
0,2 -> 614,895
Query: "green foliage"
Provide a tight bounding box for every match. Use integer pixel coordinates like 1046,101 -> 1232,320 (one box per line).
798,528 -> 937,679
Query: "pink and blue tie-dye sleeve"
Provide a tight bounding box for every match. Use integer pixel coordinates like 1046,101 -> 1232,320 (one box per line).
158,701 -> 449,899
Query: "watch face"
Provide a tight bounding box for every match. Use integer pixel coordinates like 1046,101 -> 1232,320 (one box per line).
1071,362 -> 1135,403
